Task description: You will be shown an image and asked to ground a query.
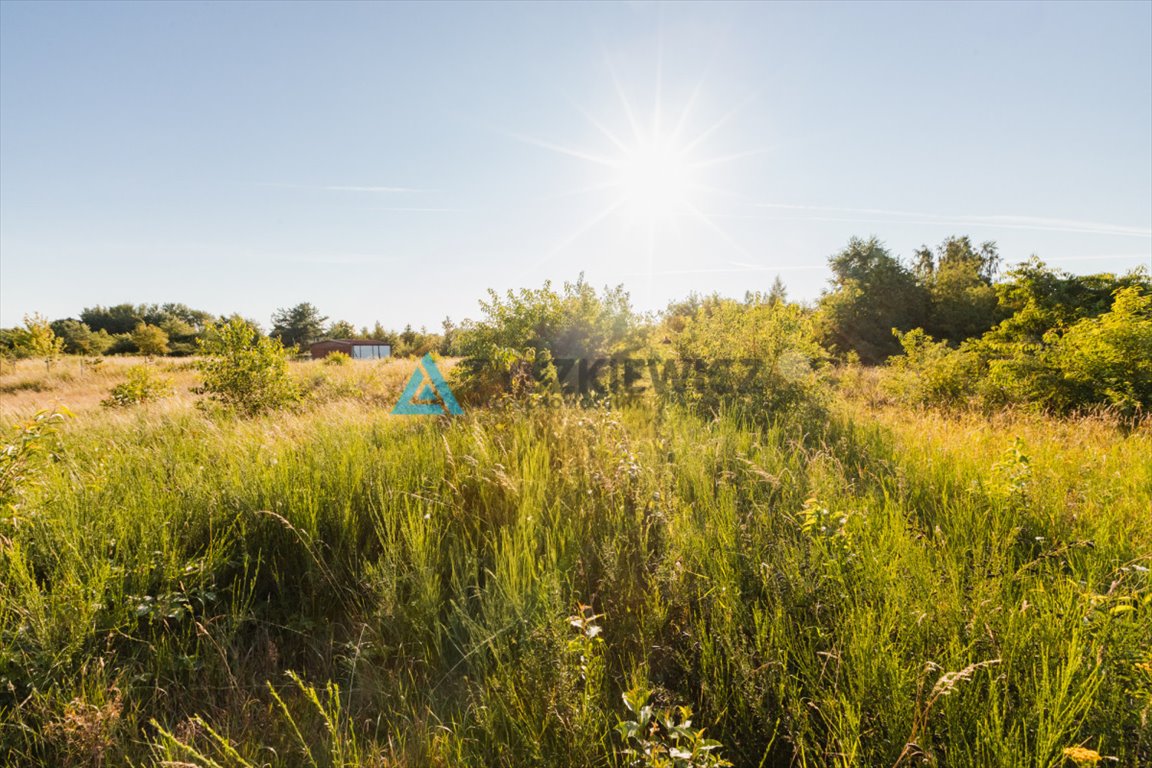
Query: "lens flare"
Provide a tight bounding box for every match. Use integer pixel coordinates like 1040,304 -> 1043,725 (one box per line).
508,57 -> 767,283
614,138 -> 693,220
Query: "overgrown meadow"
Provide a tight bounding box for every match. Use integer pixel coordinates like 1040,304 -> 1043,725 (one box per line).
1,261 -> 1151,767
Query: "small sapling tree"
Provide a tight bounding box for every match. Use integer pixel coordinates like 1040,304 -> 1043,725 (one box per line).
196,317 -> 300,416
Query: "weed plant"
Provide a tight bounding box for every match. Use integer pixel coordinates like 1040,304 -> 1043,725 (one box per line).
0,385 -> 1148,766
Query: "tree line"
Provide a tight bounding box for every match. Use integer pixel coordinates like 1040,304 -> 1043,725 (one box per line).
815,235 -> 1148,363
0,302 -> 448,360
815,236 -> 1150,416
3,235 -> 1148,417
446,235 -> 1149,418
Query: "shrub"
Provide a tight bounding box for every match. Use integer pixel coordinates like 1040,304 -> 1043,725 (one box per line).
1050,286 -> 1152,418
196,318 -> 300,416
11,313 -> 64,366
885,284 -> 1152,418
104,333 -> 136,355
101,365 -> 175,408
660,296 -> 828,420
816,237 -> 927,363
616,685 -> 731,768
0,407 -> 70,524
456,345 -> 559,405
51,320 -> 115,356
886,328 -> 979,407
454,277 -> 641,403
323,351 -> 350,366
131,323 -> 170,356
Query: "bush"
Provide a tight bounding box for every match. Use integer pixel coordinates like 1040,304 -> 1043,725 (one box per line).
459,346 -> 560,405
51,320 -> 114,356
196,318 -> 300,416
101,365 -> 175,408
617,685 -> 731,768
816,237 -> 927,363
886,328 -> 979,407
10,313 -> 64,365
131,323 -> 170,356
0,408 -> 70,523
323,351 -> 350,366
1051,286 -> 1152,417
885,285 -> 1152,418
660,296 -> 828,420
454,277 -> 641,403
104,334 -> 136,356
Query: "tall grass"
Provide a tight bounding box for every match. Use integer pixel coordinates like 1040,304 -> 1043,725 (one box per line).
0,381 -> 1148,765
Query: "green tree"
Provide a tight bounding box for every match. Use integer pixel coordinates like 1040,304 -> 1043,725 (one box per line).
461,277 -> 639,361
104,333 -> 137,356
326,319 -> 358,339
768,274 -> 787,305
80,304 -> 143,335
887,273 -> 1152,418
158,316 -> 197,339
15,313 -> 65,367
197,317 -> 300,416
662,293 -> 706,337
0,328 -> 19,366
440,317 -> 461,356
50,319 -> 114,355
816,237 -> 927,363
392,325 -> 441,358
989,258 -> 1150,344
80,303 -> 214,337
363,321 -> 397,347
131,323 -> 170,356
159,314 -> 200,356
271,303 -> 328,349
217,313 -> 264,334
148,303 -> 213,331
915,236 -> 1001,343
1051,286 -> 1152,417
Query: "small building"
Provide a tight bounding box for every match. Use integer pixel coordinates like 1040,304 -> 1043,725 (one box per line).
309,339 -> 392,360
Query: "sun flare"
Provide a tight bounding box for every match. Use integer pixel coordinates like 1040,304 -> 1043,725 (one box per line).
612,136 -> 695,220
511,61 -> 764,278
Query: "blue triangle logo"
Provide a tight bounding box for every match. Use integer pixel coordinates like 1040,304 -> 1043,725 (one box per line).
392,354 -> 464,415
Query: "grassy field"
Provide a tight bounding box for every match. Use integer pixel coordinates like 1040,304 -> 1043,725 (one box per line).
1,358 -> 1149,766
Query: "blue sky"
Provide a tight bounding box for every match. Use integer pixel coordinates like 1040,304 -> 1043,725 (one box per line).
2,0 -> 1149,331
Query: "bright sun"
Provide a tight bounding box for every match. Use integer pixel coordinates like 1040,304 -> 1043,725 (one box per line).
612,137 -> 695,221
512,64 -> 760,272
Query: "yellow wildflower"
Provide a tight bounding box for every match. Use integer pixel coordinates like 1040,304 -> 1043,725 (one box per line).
1062,746 -> 1101,766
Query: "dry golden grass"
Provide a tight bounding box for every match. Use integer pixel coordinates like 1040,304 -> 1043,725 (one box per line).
842,394 -> 1152,558
0,357 -> 197,419
838,365 -> 1151,517
0,355 -> 444,426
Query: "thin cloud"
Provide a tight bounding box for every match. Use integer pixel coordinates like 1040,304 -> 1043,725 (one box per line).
624,263 -> 824,277
321,185 -> 426,193
253,182 -> 428,193
1043,252 -> 1151,264
366,207 -> 466,212
754,203 -> 1151,238
289,253 -> 400,265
